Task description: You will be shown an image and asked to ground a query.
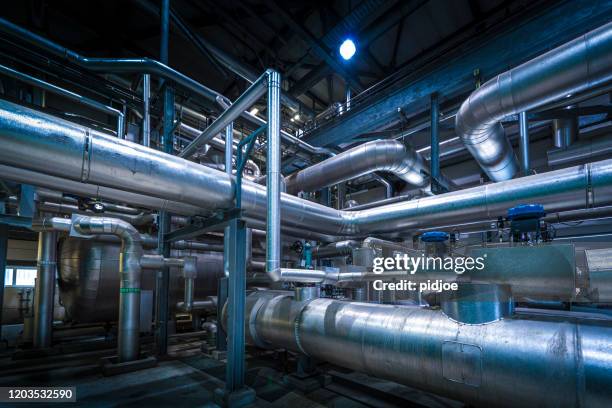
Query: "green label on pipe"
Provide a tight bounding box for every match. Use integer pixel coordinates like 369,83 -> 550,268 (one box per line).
120,287 -> 141,293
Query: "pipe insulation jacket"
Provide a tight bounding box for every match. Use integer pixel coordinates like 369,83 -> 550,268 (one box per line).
1,99 -> 612,236
456,20 -> 612,181
233,291 -> 612,408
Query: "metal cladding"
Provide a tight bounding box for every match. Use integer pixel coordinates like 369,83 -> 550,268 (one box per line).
1,99 -> 612,237
238,291 -> 612,408
284,139 -> 427,194
57,238 -> 222,323
456,21 -> 612,181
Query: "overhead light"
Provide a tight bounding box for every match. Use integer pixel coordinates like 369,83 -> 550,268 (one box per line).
339,38 -> 356,61
290,118 -> 295,122
293,113 -> 300,121
250,107 -> 259,115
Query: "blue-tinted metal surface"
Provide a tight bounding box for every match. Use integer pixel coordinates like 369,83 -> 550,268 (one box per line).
304,1 -> 612,147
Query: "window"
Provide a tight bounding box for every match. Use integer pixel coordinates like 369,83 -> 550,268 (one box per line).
4,266 -> 37,287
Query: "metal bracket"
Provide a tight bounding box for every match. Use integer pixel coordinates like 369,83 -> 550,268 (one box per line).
165,208 -> 242,242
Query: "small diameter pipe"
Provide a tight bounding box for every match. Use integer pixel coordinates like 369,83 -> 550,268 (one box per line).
0,63 -> 124,137
519,111 -> 530,174
143,74 -> 151,147
32,231 -> 57,349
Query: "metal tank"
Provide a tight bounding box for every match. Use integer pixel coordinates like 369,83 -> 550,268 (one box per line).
57,238 -> 223,323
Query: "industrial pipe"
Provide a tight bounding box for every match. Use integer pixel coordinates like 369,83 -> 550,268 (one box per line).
552,117 -> 578,148
548,136 -> 612,167
237,292 -> 612,408
284,140 -> 428,194
456,21 -> 612,181
32,231 -> 57,348
178,73 -> 267,158
2,99 -> 612,236
142,74 -> 150,147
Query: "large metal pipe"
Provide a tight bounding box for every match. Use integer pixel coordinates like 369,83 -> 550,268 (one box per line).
456,21 -> 612,181
548,135 -> 612,167
238,292 -> 612,408
266,70 -> 282,281
284,140 -> 428,194
518,111 -> 530,174
2,99 -> 612,237
32,231 -> 57,348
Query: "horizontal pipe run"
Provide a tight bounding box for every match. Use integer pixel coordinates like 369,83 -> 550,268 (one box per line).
2,99 -> 612,237
178,72 -> 268,158
548,136 -> 612,167
237,292 -> 612,408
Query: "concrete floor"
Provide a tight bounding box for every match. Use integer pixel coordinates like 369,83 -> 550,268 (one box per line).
0,337 -> 463,408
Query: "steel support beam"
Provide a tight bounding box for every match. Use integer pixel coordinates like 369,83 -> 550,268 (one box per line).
156,0 -> 174,357
0,224 -> 7,344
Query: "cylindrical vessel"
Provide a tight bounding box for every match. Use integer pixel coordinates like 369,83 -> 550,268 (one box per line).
237,292 -> 612,408
33,231 -> 57,348
57,238 -> 223,324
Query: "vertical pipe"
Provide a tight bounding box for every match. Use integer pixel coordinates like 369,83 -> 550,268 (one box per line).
0,224 -> 7,342
552,117 -> 578,148
346,85 -> 351,111
143,74 -> 151,147
223,122 -> 233,277
519,111 -> 530,174
266,70 -> 281,276
225,218 -> 247,392
337,183 -> 346,210
156,0 -> 173,357
33,231 -> 57,348
430,93 -> 440,191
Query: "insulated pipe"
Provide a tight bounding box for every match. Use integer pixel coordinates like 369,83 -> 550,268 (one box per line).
0,63 -> 124,137
455,21 -> 612,181
179,74 -> 267,158
142,74 -> 151,147
72,217 -> 143,362
519,111 -> 530,174
266,70 -> 282,281
548,136 -> 612,167
238,292 -> 612,408
552,117 -> 578,148
32,231 -> 57,348
284,140 -> 428,194
2,99 -> 612,236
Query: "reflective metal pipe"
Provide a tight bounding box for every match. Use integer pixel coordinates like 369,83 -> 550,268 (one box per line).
240,292 -> 612,408
285,140 -> 427,194
456,21 -> 612,181
2,99 -> 612,236
143,74 -> 151,147
71,216 -> 143,362
519,111 -> 530,174
32,231 -> 57,349
266,70 -> 282,281
179,74 -> 267,158
552,117 -> 578,148
548,135 -> 612,167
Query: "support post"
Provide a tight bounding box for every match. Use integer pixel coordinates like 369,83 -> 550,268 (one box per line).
156,0 -> 174,357
430,93 -> 441,193
0,224 -> 7,344
519,111 -> 530,175
33,231 -> 57,349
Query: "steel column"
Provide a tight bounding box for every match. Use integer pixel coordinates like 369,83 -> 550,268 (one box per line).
519,111 -> 530,174
156,0 -> 174,357
430,93 -> 441,193
143,74 -> 151,147
33,231 -> 57,348
0,224 -> 7,343
224,218 -> 247,391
